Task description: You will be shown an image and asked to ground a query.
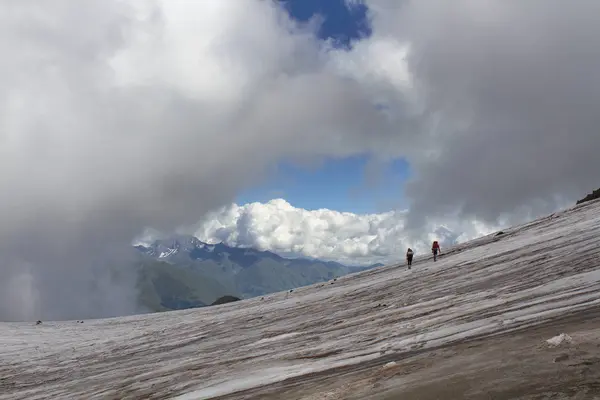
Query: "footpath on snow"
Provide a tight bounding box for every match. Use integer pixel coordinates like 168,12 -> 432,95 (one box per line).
2,200 -> 600,399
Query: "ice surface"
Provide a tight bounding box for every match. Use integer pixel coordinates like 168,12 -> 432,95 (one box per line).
2,201 -> 600,399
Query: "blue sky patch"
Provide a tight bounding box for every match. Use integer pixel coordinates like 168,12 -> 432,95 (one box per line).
280,0 -> 372,48
238,156 -> 411,214
237,0 -> 409,214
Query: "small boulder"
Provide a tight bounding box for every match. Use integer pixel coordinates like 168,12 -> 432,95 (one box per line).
554,354 -> 569,363
546,333 -> 573,347
211,295 -> 241,306
383,361 -> 398,369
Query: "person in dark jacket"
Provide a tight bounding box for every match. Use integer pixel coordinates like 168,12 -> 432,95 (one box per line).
406,247 -> 414,269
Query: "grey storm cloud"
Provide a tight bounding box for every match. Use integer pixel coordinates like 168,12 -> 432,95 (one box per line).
363,0 -> 600,226
0,0 -> 399,321
2,0 -> 599,321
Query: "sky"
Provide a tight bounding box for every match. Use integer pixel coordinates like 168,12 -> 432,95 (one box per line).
236,155 -> 411,214
2,0 -> 600,321
237,0 -> 397,214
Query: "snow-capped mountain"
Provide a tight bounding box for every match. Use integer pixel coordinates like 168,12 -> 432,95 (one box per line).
135,234 -> 285,268
133,234 -> 378,305
135,234 -> 216,259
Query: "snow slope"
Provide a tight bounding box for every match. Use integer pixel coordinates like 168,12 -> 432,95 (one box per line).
2,200 -> 600,399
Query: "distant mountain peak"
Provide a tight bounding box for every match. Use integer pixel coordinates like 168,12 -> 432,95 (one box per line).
135,234 -> 286,267
133,233 -> 384,313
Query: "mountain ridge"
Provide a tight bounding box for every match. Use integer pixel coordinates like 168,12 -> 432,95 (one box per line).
133,234 -> 382,312
134,234 -> 385,269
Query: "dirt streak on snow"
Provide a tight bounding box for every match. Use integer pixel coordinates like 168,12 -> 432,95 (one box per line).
1,201 -> 600,399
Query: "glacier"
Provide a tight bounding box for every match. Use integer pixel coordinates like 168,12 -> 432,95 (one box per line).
2,200 -> 600,399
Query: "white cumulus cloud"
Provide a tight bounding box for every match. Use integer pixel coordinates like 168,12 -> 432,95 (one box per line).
188,199 -> 500,265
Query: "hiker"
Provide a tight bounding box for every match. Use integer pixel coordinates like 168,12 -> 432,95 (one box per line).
432,240 -> 440,261
406,248 -> 414,269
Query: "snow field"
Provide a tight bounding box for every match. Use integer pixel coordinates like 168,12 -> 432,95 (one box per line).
2,201 -> 600,399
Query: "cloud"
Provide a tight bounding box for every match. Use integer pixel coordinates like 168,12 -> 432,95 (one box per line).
2,0 -> 598,321
356,0 -> 600,226
189,199 -> 498,265
0,0 -> 406,321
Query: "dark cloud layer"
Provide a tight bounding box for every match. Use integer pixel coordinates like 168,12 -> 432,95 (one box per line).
2,0 -> 599,321
0,0 -> 397,321
365,0 -> 600,225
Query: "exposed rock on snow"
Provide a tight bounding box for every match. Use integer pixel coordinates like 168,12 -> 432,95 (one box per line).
546,333 -> 573,347
210,295 -> 241,306
382,361 -> 397,369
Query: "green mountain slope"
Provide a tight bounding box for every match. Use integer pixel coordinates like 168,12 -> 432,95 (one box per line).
133,235 -> 379,312
234,259 -> 308,297
137,261 -> 236,312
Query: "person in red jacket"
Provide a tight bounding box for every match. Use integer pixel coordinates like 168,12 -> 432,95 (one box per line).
432,240 -> 440,261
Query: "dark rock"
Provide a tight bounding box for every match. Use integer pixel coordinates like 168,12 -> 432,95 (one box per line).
495,231 -> 505,236
289,289 -> 293,293
576,188 -> 600,205
36,320 -> 42,325
161,298 -> 206,310
554,354 -> 570,363
210,295 -> 241,306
